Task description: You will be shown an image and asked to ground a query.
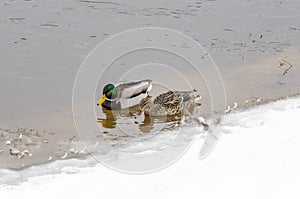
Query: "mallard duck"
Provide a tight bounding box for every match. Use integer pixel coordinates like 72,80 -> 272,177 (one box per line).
135,89 -> 201,118
97,79 -> 152,110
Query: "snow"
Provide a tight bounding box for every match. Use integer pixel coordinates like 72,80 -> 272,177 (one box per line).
1,97 -> 300,199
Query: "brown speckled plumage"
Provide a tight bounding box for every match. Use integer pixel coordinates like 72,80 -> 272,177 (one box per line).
139,90 -> 201,117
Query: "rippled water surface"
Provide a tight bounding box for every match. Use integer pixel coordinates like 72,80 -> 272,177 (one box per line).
0,0 -> 299,169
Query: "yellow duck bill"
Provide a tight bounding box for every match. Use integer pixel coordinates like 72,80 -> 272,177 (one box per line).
97,94 -> 106,106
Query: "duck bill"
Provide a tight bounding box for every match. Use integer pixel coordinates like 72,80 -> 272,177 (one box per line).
97,94 -> 106,106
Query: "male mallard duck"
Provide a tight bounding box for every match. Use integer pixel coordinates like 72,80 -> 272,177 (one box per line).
135,89 -> 201,118
97,79 -> 152,110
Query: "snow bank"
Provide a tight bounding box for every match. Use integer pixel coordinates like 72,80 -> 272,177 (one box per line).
1,97 -> 300,199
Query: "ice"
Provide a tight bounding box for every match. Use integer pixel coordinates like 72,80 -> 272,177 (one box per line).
0,97 -> 300,198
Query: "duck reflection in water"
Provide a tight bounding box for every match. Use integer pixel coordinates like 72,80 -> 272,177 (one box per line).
137,113 -> 183,133
97,107 -> 156,133
97,105 -> 138,129
97,109 -> 117,129
97,106 -> 183,134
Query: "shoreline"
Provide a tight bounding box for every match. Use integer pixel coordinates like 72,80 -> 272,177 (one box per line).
1,93 -> 299,171
1,94 -> 300,198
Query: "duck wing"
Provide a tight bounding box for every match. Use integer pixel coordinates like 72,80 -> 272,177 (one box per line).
173,89 -> 197,102
154,91 -> 183,107
116,79 -> 152,99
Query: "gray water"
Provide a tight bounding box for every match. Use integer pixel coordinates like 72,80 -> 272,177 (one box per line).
0,0 -> 299,169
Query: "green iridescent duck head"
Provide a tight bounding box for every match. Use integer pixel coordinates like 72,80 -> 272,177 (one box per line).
97,84 -> 117,106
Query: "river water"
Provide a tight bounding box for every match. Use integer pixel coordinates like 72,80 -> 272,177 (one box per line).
0,0 -> 299,169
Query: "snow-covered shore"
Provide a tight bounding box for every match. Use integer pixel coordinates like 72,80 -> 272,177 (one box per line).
1,97 -> 300,199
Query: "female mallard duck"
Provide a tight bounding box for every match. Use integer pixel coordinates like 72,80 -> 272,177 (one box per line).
97,79 -> 152,110
135,89 -> 201,118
